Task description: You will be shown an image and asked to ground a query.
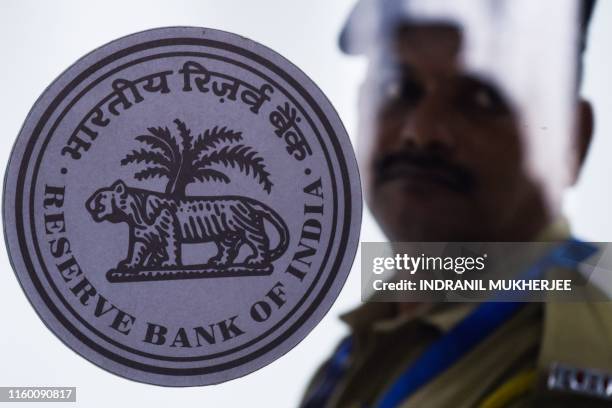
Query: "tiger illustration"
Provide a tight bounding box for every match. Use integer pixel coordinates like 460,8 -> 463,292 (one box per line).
85,180 -> 289,272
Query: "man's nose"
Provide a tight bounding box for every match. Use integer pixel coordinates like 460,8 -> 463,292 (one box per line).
398,96 -> 456,153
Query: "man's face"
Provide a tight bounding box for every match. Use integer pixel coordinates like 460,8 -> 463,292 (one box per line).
359,25 -> 552,241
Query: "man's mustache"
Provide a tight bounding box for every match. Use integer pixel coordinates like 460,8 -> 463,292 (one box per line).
373,150 -> 476,193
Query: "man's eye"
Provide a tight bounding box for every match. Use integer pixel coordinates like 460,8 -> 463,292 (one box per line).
380,77 -> 424,106
456,80 -> 509,116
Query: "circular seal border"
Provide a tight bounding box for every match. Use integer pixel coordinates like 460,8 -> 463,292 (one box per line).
4,27 -> 362,386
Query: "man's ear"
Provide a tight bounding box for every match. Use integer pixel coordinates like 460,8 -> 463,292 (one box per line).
571,98 -> 594,184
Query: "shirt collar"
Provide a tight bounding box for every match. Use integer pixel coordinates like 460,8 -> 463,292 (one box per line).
534,217 -> 571,241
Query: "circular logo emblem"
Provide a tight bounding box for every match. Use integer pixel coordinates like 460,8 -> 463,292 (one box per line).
3,27 -> 361,386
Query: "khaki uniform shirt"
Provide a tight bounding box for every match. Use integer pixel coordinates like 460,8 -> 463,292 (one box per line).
301,222 -> 612,407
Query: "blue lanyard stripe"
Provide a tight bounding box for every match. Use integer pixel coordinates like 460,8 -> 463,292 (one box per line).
301,336 -> 353,408
376,301 -> 522,408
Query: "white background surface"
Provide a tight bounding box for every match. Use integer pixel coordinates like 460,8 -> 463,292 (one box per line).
0,1 -> 610,407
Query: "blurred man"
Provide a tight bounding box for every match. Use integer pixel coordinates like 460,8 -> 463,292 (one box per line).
300,0 -> 612,407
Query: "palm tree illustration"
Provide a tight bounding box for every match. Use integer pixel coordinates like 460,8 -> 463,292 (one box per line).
121,119 -> 273,196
